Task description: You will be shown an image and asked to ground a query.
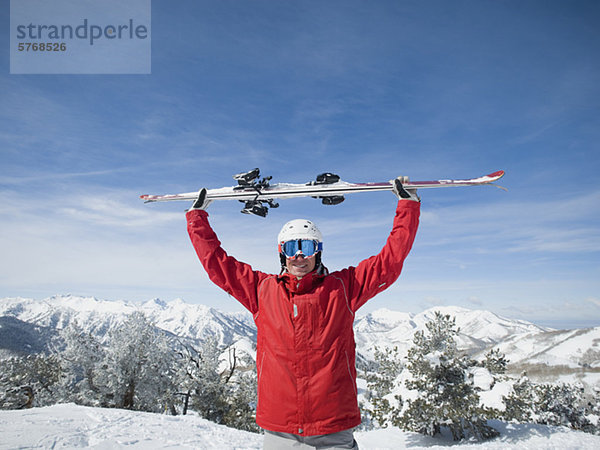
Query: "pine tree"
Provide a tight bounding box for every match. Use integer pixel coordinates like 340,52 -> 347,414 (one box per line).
96,311 -> 178,412
0,354 -> 60,409
362,346 -> 403,428
501,375 -> 536,423
221,350 -> 259,433
482,348 -> 508,376
186,337 -> 230,422
176,339 -> 259,432
55,322 -> 105,406
588,387 -> 600,435
534,382 -> 594,432
501,377 -> 598,434
400,312 -> 499,441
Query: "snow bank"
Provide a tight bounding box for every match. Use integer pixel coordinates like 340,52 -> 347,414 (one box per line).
0,403 -> 262,449
2,404 -> 600,449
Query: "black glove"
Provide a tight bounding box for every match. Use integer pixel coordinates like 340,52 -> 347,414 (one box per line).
188,188 -> 213,211
392,176 -> 420,202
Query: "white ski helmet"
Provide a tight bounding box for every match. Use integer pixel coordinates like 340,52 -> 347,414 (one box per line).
278,219 -> 323,245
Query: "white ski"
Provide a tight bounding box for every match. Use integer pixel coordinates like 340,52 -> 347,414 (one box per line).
140,169 -> 505,216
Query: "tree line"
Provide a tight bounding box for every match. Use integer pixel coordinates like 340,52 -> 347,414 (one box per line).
1,311 -> 599,440
0,311 -> 259,432
360,312 -> 600,440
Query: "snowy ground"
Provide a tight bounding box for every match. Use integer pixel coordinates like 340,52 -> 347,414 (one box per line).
1,404 -> 600,449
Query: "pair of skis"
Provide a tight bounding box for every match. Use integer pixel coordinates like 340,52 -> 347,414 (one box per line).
140,169 -> 505,217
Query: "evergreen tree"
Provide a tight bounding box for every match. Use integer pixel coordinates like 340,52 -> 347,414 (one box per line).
501,375 -> 536,423
221,351 -> 259,433
176,339 -> 259,432
185,337 -> 230,422
400,312 -> 499,441
55,322 -> 105,406
535,382 -> 590,430
588,387 -> 600,435
96,311 -> 178,412
502,377 -> 598,434
362,346 -> 403,428
482,348 -> 508,376
0,354 -> 60,409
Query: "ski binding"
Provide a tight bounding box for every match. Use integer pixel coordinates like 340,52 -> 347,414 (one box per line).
141,169 -> 505,217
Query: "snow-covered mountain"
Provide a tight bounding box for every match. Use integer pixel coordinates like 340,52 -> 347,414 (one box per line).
0,295 -> 256,350
353,306 -> 549,360
1,295 -> 599,380
0,316 -> 57,357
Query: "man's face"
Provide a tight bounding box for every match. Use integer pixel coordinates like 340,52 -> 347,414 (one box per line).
285,254 -> 316,279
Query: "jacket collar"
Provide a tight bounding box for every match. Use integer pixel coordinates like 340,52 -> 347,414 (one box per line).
279,270 -> 324,294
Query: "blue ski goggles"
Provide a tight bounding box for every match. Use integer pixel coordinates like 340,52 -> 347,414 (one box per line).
278,239 -> 323,259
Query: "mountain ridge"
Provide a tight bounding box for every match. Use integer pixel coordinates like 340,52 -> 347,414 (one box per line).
1,295 -> 599,378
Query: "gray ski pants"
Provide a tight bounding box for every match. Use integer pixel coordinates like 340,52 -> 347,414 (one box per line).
263,429 -> 359,449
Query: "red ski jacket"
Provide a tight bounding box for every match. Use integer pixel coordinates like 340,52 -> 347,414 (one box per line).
186,200 -> 419,436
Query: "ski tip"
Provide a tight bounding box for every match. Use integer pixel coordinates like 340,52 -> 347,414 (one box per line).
486,171 -> 507,192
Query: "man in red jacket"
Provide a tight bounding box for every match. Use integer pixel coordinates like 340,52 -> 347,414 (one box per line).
186,177 -> 420,449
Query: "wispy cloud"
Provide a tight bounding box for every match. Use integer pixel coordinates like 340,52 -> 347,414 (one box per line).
0,185 -> 205,302
0,168 -> 136,185
418,190 -> 600,254
1,187 -> 180,228
58,198 -> 181,228
586,297 -> 600,308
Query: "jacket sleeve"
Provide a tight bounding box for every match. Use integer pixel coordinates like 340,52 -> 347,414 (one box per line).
343,200 -> 420,312
186,209 -> 267,314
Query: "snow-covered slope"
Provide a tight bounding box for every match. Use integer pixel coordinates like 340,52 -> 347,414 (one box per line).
491,327 -> 600,368
1,403 -> 600,450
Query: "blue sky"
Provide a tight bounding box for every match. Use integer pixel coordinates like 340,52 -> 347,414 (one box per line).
1,0 -> 599,328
